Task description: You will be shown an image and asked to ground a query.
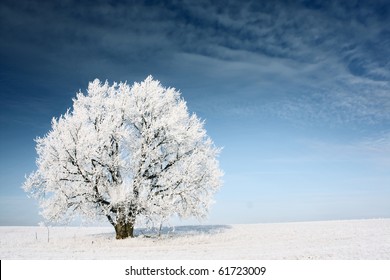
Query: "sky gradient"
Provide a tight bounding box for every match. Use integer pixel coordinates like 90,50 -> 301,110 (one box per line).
1,0 -> 390,226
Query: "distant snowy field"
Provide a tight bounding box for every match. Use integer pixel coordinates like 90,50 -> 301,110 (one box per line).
1,219 -> 389,259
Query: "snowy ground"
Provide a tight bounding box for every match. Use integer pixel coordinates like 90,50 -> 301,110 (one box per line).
1,219 -> 389,259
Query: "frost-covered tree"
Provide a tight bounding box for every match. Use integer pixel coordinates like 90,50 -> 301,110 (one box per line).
24,76 -> 222,239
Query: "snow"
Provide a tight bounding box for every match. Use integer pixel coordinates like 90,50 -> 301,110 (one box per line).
23,76 -> 222,234
1,219 -> 389,259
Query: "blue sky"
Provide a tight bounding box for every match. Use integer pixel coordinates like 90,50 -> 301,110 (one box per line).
1,0 -> 390,226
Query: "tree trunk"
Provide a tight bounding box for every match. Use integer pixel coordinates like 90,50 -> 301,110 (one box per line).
114,220 -> 134,239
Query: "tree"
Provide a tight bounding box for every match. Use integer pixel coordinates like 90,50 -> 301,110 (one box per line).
23,76 -> 223,239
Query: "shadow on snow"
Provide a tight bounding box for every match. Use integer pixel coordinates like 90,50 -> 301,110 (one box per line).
89,224 -> 232,240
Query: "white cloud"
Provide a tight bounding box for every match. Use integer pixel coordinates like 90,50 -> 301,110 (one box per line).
2,0 -> 390,125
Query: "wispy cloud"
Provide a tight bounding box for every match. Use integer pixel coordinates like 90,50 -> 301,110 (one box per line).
296,132 -> 390,166
1,0 -> 389,126
157,0 -> 390,125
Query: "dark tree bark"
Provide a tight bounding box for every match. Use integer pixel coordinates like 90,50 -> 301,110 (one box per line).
112,205 -> 135,239
114,220 -> 134,239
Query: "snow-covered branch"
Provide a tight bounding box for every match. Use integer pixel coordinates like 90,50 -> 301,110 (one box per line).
23,76 -> 223,238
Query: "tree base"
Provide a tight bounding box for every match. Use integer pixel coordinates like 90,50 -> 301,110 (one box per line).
114,222 -> 134,239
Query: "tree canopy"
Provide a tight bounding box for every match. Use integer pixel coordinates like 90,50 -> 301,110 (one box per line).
24,76 -> 223,238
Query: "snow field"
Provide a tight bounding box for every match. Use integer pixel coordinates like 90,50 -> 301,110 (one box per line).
1,219 -> 389,259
